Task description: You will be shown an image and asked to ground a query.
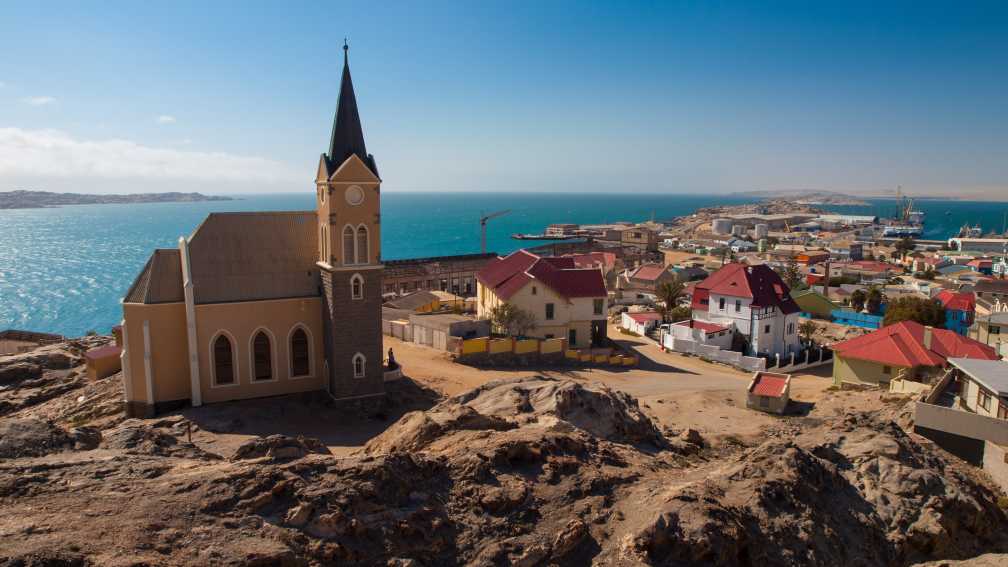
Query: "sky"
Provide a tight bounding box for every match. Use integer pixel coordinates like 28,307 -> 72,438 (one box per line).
1,1 -> 1006,198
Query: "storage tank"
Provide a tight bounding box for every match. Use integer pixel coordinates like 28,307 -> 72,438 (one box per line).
731,224 -> 746,236
711,218 -> 732,235
754,223 -> 769,240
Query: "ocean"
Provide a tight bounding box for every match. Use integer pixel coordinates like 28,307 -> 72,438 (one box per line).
1,192 -> 1006,337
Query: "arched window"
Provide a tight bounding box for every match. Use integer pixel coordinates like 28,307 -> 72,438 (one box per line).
212,334 -> 235,386
343,226 -> 355,265
351,273 -> 364,300
356,226 -> 369,265
290,327 -> 310,378
252,331 -> 273,381
319,225 -> 326,263
352,353 -> 366,379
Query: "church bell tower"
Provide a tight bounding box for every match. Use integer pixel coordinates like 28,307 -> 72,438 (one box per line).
315,41 -> 384,400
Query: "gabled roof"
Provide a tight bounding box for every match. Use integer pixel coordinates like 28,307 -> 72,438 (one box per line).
123,248 -> 184,304
832,320 -> 997,367
948,358 -> 1008,396
477,250 -> 607,301
749,372 -> 790,398
628,263 -> 668,282
935,290 -> 975,312
626,312 -> 662,323
693,263 -> 800,314
326,43 -> 378,178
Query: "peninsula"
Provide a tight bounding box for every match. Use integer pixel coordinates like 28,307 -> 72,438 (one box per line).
0,190 -> 233,209
731,189 -> 869,206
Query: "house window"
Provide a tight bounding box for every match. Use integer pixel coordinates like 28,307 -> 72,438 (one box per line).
356,226 -> 369,264
352,353 -> 366,379
594,298 -> 604,315
764,324 -> 770,334
343,226 -> 356,265
991,326 -> 1001,335
351,274 -> 364,300
252,331 -> 273,381
787,322 -> 794,335
545,334 -> 555,339
568,328 -> 577,345
212,334 -> 235,385
290,328 -> 310,378
545,303 -> 555,320
532,286 -> 537,295
735,299 -> 741,312
978,389 -> 992,412
882,365 -> 892,375
719,297 -> 726,310
998,402 -> 1008,420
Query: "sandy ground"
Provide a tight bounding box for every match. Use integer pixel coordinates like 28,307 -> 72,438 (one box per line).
384,323 -> 837,443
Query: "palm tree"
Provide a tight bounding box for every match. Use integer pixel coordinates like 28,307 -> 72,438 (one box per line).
656,279 -> 685,323
866,285 -> 885,315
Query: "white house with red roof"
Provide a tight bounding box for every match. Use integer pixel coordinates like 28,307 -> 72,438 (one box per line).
691,263 -> 802,358
832,320 -> 999,386
476,250 -> 608,348
665,319 -> 733,349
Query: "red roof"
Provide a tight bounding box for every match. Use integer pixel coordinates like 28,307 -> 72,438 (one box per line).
750,372 -> 790,398
935,290 -> 975,312
968,259 -> 993,268
626,312 -> 662,323
691,263 -> 800,315
85,345 -> 122,360
477,250 -> 607,301
568,252 -> 616,272
832,320 -> 997,367
674,319 -> 728,335
629,263 -> 668,282
850,260 -> 898,273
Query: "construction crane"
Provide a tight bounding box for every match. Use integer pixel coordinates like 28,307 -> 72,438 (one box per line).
480,210 -> 511,254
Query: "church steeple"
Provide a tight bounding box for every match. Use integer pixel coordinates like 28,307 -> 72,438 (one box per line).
326,40 -> 378,177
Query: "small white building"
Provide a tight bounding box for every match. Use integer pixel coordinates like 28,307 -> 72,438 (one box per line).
664,319 -> 733,349
747,371 -> 791,414
621,311 -> 662,336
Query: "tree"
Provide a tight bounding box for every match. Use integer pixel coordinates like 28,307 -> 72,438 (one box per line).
914,270 -> 936,281
895,237 -> 916,259
865,285 -> 885,315
489,303 -> 537,337
883,296 -> 946,328
850,289 -> 867,312
798,319 -> 819,345
778,258 -> 803,291
668,305 -> 692,322
656,280 -> 685,322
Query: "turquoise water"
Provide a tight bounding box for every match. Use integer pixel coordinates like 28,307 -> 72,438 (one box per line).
1,192 -> 1005,336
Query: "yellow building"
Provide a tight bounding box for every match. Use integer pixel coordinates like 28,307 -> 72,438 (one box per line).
120,44 -> 386,417
476,250 -> 608,348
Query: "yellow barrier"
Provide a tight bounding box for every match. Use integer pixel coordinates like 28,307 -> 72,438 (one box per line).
580,352 -> 593,362
622,356 -> 637,366
593,354 -> 608,363
565,349 -> 580,359
462,337 -> 488,355
609,355 -> 623,365
541,338 -> 564,354
488,338 -> 513,354
515,339 -> 539,355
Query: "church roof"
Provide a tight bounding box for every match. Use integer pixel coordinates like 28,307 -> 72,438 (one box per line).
123,248 -> 184,304
326,42 -> 378,178
186,211 -> 320,305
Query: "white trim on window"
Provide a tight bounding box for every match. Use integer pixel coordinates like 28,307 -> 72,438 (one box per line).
209,330 -> 240,388
248,326 -> 278,383
287,323 -> 315,380
351,273 -> 365,300
352,352 -> 366,379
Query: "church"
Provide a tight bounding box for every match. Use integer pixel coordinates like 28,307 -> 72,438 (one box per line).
119,44 -> 385,417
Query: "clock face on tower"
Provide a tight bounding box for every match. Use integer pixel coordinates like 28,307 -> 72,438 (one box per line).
345,185 -> 364,206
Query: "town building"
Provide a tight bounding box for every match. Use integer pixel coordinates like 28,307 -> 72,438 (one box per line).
385,290 -> 466,313
970,310 -> 1008,358
974,280 -> 1008,304
790,288 -> 838,320
382,252 -> 497,297
935,290 -> 976,336
119,45 -> 386,416
746,371 -> 791,414
620,311 -> 662,336
665,319 -> 733,349
831,321 -> 998,387
948,238 -> 1008,255
620,263 -> 679,293
0,329 -> 64,356
476,250 -> 608,348
690,263 -> 802,358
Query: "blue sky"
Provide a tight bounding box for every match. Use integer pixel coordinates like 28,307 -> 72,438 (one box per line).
1,1 -> 1005,197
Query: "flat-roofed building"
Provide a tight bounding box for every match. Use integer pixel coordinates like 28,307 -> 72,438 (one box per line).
383,253 -> 497,297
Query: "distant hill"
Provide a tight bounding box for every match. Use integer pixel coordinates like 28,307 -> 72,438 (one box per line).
0,190 -> 234,209
730,190 -> 869,206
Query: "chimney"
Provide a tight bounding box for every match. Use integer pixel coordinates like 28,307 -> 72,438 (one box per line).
923,325 -> 933,350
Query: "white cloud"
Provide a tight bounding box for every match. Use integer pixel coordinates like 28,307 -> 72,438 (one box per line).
0,127 -> 299,184
156,115 -> 176,124
22,96 -> 56,106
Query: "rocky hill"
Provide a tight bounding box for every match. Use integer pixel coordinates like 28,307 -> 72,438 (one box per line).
0,190 -> 232,209
1,342 -> 1006,566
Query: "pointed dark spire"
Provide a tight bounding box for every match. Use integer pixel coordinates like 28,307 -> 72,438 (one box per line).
326,39 -> 378,176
